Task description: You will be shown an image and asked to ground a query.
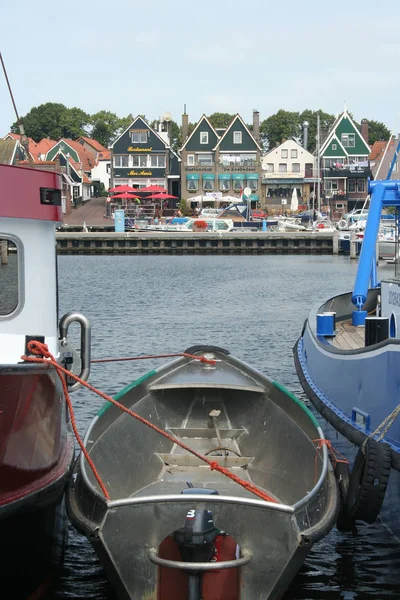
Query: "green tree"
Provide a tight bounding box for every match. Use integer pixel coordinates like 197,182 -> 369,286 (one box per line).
259,110 -> 301,151
362,119 -> 391,146
299,109 -> 336,153
91,110 -> 126,147
11,103 -> 90,141
208,112 -> 235,129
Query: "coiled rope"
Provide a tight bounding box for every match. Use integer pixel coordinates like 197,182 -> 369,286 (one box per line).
22,341 -> 278,504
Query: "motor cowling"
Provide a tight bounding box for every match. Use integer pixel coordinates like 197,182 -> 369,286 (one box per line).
173,508 -> 219,563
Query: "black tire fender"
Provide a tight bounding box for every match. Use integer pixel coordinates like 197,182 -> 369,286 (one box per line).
346,439 -> 391,526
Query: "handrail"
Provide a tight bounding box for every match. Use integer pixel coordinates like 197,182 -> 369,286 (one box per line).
148,547 -> 251,571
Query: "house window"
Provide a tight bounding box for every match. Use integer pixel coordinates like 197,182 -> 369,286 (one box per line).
348,179 -> 356,193
323,158 -> 345,168
203,179 -> 215,191
324,180 -> 338,191
291,149 -> 298,159
247,179 -> 258,191
281,149 -> 288,158
131,130 -> 148,143
357,179 -> 366,193
233,131 -> 242,144
132,155 -> 147,167
332,144 -> 337,150
150,155 -> 166,168
0,238 -> 18,315
73,187 -> 80,198
187,154 -> 195,166
341,133 -> 355,148
240,153 -> 256,164
279,163 -> 287,173
232,178 -> 244,192
219,179 -> 230,191
266,163 -> 274,173
200,131 -> 209,144
114,155 -> 129,167
106,164 -> 110,173
197,154 -> 213,166
292,163 -> 300,173
187,179 -> 199,192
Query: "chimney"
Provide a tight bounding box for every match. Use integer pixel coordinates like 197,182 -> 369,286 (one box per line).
303,121 -> 309,150
252,109 -> 260,142
361,119 -> 369,144
182,105 -> 189,144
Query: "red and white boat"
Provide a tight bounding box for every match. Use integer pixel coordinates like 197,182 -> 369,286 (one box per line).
0,164 -> 91,598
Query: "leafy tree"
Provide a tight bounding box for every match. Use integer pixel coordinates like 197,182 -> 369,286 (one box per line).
208,112 -> 235,129
90,110 -> 126,147
361,119 -> 391,146
259,110 -> 301,151
299,109 -> 336,153
11,103 -> 90,142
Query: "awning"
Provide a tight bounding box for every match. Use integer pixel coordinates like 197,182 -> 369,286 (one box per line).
202,173 -> 215,180
246,173 -> 259,179
249,194 -> 259,200
218,173 -> 231,180
186,173 -> 200,180
231,173 -> 245,180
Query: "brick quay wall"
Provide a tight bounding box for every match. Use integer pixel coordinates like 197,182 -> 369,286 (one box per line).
56,231 -> 338,255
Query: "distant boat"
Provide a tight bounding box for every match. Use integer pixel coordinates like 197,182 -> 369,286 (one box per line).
294,177 -> 400,539
67,346 -> 339,600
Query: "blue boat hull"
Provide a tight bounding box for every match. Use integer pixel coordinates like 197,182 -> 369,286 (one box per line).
294,313 -> 400,540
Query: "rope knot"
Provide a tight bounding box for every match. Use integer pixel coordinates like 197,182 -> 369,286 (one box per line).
210,461 -> 219,471
27,340 -> 51,358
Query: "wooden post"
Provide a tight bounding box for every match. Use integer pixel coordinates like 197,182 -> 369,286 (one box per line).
350,231 -> 357,259
0,240 -> 8,265
332,229 -> 339,254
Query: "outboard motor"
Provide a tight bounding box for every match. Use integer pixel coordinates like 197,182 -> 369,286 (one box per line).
173,487 -> 219,600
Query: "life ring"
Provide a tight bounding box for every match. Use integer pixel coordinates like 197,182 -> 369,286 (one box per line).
338,219 -> 347,229
338,439 -> 391,530
317,223 -> 325,229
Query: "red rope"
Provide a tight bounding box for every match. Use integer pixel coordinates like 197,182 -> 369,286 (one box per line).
91,353 -> 218,364
22,341 -> 277,504
313,438 -> 349,469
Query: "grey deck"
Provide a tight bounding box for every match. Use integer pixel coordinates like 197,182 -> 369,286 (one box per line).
330,319 -> 365,350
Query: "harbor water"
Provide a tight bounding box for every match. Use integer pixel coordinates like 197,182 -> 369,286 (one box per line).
53,254 -> 400,599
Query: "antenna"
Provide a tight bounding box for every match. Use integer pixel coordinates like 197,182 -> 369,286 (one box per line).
0,51 -> 34,167
162,111 -> 172,122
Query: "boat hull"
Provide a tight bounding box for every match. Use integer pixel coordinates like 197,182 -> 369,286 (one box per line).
0,365 -> 75,598
294,319 -> 400,540
67,348 -> 339,600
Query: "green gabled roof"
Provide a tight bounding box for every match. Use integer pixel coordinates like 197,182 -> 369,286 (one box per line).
46,140 -> 79,162
320,110 -> 370,157
213,114 -> 262,152
180,115 -> 219,152
321,135 -> 347,158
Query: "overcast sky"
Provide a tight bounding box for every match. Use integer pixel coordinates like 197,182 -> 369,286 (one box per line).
2,0 -> 400,137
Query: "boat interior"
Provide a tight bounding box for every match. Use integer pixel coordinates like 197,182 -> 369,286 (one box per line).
84,358 -> 323,508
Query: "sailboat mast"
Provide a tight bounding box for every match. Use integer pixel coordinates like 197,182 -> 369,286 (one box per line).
316,114 -> 321,212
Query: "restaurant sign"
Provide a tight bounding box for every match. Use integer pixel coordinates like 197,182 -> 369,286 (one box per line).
127,147 -> 153,152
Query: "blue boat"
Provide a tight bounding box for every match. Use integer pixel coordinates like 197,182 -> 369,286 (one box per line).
294,177 -> 400,541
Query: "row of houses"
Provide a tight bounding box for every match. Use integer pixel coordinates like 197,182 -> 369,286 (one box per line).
1,108 -> 399,216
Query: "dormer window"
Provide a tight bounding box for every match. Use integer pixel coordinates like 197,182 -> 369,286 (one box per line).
200,132 -> 209,144
341,133 -> 355,148
131,130 -> 148,143
233,131 -> 242,144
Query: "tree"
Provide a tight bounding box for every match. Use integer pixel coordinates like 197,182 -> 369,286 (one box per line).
299,109 -> 336,153
90,110 -> 128,147
208,112 -> 235,129
363,119 -> 391,146
11,103 -> 90,142
259,110 -> 301,151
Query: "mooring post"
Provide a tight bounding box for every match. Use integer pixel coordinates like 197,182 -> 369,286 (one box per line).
0,240 -> 8,265
332,229 -> 339,254
350,231 -> 357,260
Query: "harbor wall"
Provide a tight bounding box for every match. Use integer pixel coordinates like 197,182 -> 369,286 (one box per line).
56,232 -> 334,255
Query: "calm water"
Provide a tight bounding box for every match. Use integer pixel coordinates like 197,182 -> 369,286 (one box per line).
52,254 -> 400,599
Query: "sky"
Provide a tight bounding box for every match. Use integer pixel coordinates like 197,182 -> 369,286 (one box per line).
2,0 -> 400,137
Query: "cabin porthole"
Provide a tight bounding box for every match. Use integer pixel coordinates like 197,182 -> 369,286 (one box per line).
390,313 -> 396,338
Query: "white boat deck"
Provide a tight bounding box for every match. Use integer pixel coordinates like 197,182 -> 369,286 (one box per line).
330,319 -> 365,350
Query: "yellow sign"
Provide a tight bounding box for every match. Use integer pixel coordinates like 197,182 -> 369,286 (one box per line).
127,147 -> 153,152
127,170 -> 152,176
